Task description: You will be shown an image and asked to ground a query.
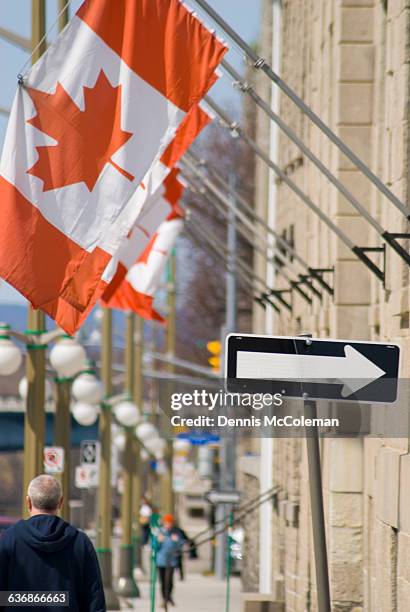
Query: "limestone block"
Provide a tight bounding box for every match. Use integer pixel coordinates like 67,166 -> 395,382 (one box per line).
337,126 -> 372,170
338,44 -> 375,81
375,447 -> 404,527
339,8 -> 375,43
337,83 -> 374,124
397,578 -> 410,612
242,593 -> 284,612
329,438 -> 363,492
334,217 -> 370,261
340,0 -> 375,6
363,437 -> 383,498
329,492 -> 363,527
335,170 -> 372,215
334,261 -> 371,305
329,528 -> 363,600
392,8 -> 410,69
397,532 -> 410,582
330,305 -> 370,339
399,454 -> 410,533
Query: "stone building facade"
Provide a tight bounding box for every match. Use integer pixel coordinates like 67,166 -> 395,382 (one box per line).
247,0 -> 410,610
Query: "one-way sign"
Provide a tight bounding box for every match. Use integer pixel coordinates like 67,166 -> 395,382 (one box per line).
226,334 -> 400,403
204,490 -> 241,505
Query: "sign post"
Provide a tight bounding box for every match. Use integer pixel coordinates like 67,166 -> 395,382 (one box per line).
226,332 -> 400,612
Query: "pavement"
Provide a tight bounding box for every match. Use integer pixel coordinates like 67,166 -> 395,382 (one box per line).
120,571 -> 241,611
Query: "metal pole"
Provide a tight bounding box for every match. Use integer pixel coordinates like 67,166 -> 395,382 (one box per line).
193,0 -> 410,220
132,316 -> 144,570
204,96 -> 387,283
54,378 -> 71,520
58,0 -> 69,32
216,176 -> 237,580
185,151 -> 310,273
22,0 -> 47,518
51,0 -> 71,525
160,252 -> 176,515
305,401 -> 331,611
221,59 -> 389,238
97,308 -> 120,610
299,334 -> 331,611
117,313 -> 139,597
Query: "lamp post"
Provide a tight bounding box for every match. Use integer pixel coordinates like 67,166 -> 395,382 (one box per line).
22,0 -> 47,519
50,335 -> 87,520
97,308 -> 120,610
132,316 -> 144,570
160,252 -> 176,515
117,312 -> 141,596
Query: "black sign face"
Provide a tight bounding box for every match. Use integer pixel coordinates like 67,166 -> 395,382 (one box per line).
80,440 -> 99,465
226,334 -> 400,404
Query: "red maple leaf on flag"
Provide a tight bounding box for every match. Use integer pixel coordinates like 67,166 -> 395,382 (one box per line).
26,70 -> 134,192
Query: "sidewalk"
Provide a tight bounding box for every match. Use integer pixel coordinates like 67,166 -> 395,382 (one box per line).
121,572 -> 242,611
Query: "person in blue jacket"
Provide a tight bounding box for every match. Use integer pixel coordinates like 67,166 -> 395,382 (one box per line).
0,474 -> 105,612
156,514 -> 185,609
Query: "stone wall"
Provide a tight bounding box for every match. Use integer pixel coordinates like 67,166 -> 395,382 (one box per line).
251,0 -> 410,609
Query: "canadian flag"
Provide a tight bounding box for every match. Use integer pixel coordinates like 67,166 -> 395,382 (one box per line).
0,0 -> 226,333
41,102 -> 211,333
103,211 -> 185,323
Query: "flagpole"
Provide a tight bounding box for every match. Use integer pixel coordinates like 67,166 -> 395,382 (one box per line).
160,252 -> 176,515
22,0 -> 47,518
97,308 -> 120,609
52,0 -> 70,524
117,312 -> 140,597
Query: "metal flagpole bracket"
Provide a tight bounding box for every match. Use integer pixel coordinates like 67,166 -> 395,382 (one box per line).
298,276 -> 323,300
260,293 -> 281,314
269,289 -> 292,312
307,268 -> 334,296
382,232 -> 410,267
352,245 -> 386,285
290,281 -> 313,305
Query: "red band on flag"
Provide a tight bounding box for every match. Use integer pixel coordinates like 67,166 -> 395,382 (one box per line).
77,0 -> 227,112
0,177 -> 110,315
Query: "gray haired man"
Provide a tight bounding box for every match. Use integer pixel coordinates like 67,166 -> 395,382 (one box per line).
0,475 -> 105,611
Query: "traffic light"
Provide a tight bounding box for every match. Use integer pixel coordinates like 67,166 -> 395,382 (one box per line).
207,340 -> 221,372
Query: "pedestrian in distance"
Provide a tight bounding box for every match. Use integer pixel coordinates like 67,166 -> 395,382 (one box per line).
156,514 -> 185,610
0,474 -> 106,612
139,495 -> 153,546
173,524 -> 190,581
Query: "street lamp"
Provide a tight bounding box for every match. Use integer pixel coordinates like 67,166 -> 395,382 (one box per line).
72,401 -> 99,427
49,335 -> 86,378
136,422 -> 159,443
72,360 -> 104,404
114,400 -> 141,428
145,436 -> 167,459
0,323 -> 22,375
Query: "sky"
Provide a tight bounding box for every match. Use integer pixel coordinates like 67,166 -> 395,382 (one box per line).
0,0 -> 261,305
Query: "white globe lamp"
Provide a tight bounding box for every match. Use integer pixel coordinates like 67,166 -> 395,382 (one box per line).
72,401 -> 99,426
0,324 -> 22,376
72,361 -> 103,403
135,422 -> 158,443
50,335 -> 86,378
113,432 -> 126,452
145,437 -> 166,456
114,400 -> 141,427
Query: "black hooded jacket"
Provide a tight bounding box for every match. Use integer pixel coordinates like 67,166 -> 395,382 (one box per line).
0,515 -> 105,612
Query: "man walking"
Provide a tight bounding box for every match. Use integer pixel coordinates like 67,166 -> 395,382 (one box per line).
0,475 -> 105,611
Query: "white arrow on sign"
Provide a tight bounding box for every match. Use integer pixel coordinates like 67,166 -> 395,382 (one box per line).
237,345 -> 386,397
205,490 -> 241,505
